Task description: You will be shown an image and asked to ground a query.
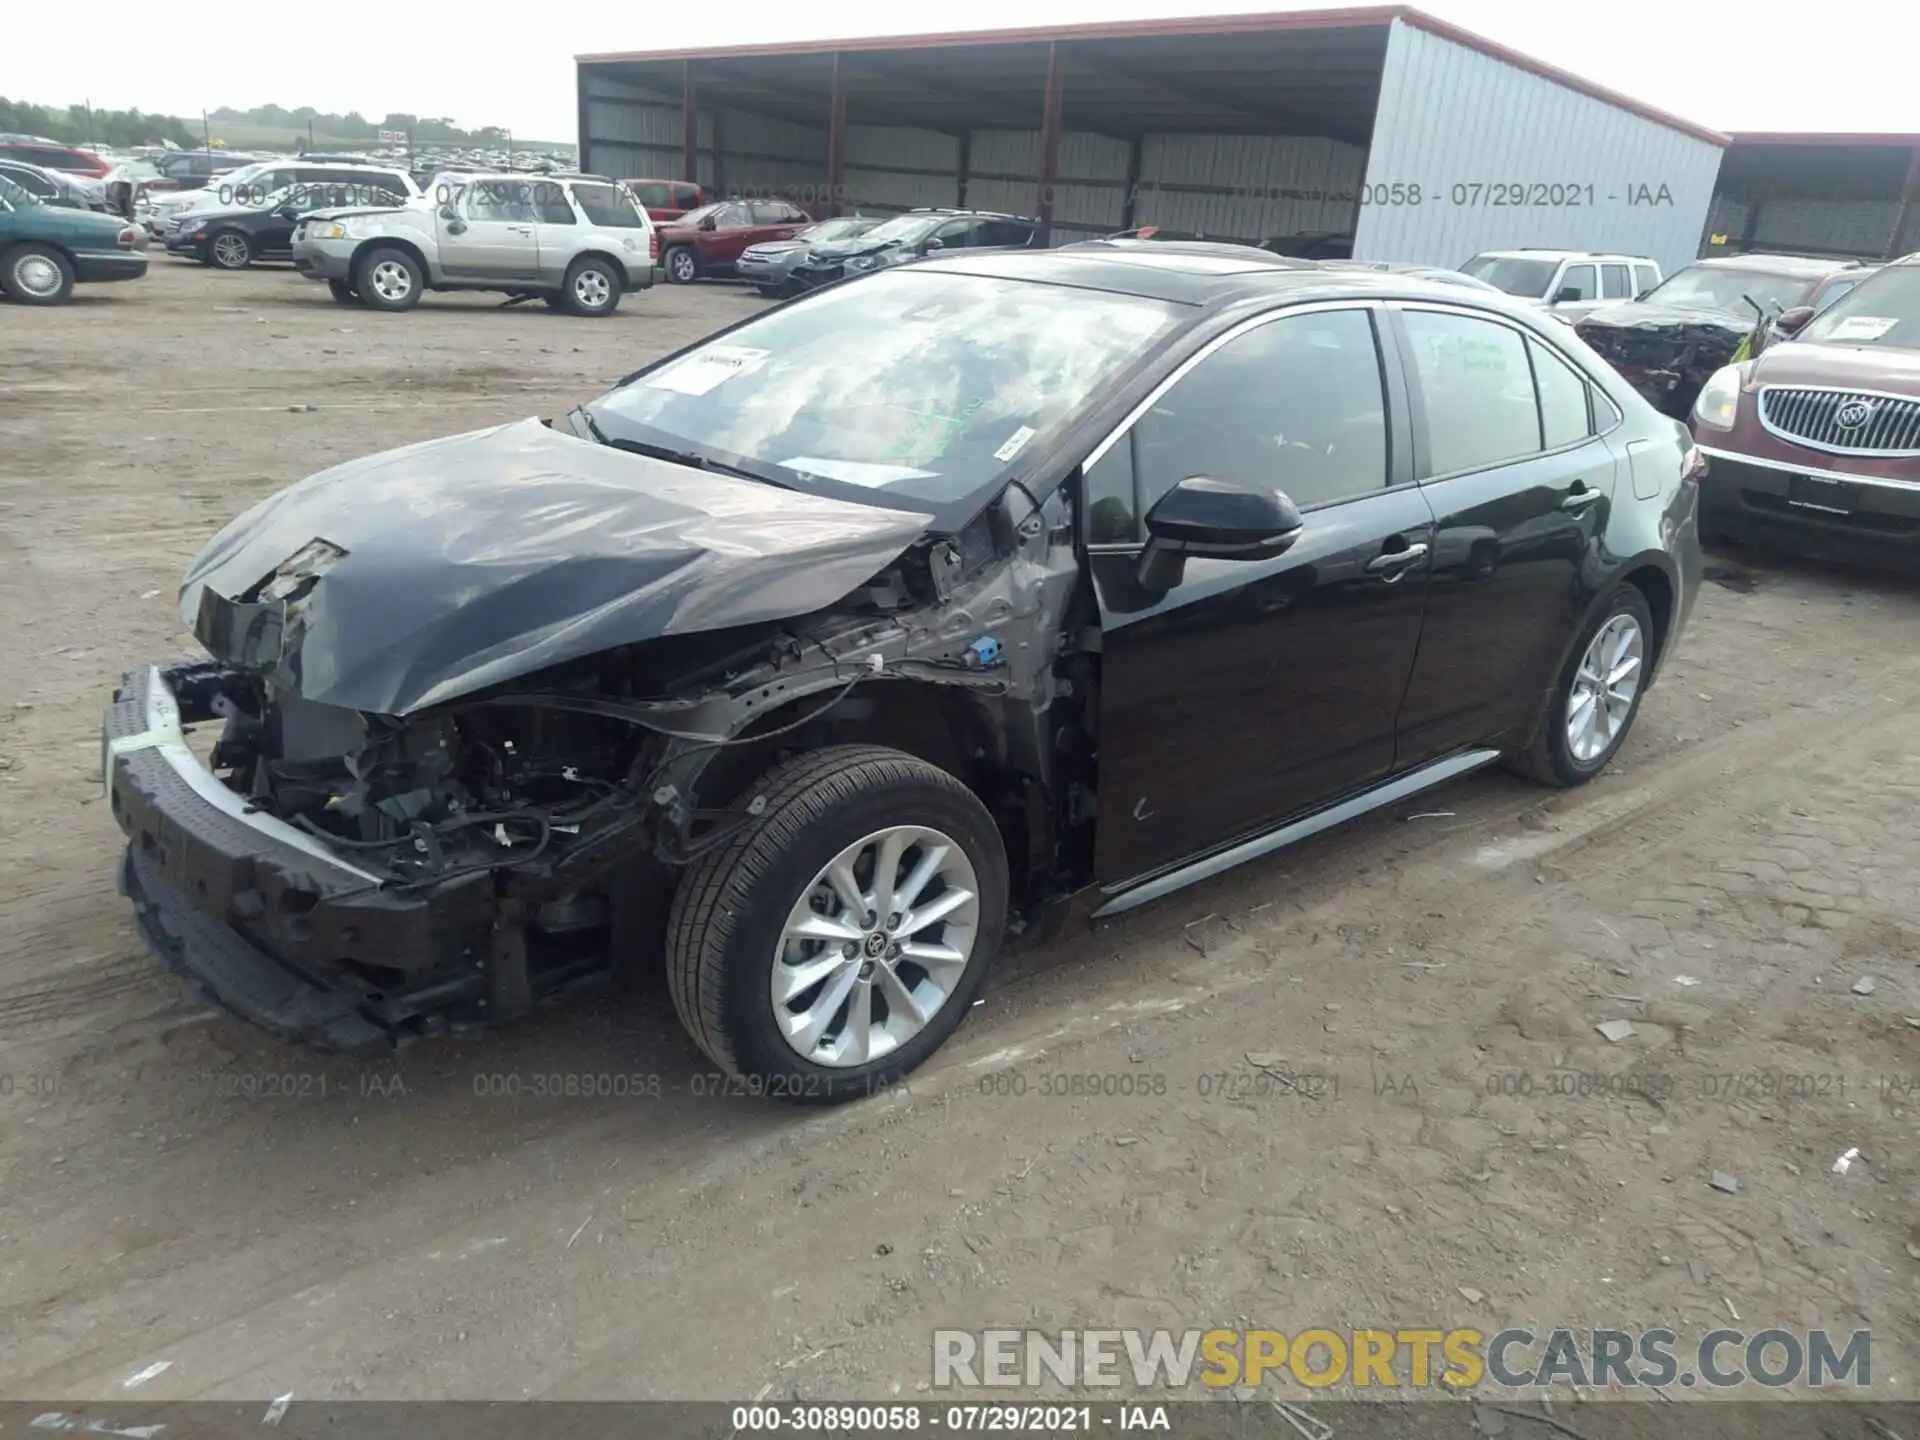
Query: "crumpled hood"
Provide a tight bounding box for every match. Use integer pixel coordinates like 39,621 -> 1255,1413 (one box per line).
178,418 -> 934,716
1576,300 -> 1749,336
806,238 -> 900,262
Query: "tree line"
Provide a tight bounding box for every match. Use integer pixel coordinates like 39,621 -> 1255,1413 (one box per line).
0,97 -> 196,148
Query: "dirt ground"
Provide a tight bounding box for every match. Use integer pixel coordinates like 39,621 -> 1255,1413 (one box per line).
2,260 -> 1918,1408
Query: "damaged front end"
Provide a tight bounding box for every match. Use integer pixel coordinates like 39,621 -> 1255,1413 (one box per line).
1576,308 -> 1754,420
105,420 -> 1084,1053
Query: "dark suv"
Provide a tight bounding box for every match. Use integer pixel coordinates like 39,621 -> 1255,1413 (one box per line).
102,244 -> 1700,1101
788,207 -> 1038,290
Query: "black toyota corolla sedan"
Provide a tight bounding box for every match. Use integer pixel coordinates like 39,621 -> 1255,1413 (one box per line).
104,239 -> 1702,1101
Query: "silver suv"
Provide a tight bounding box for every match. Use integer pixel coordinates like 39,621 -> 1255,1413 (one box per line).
1459,249 -> 1662,322
290,172 -> 659,317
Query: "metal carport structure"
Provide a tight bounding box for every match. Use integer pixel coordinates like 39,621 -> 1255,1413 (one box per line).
1703,133 -> 1920,262
575,6 -> 1727,276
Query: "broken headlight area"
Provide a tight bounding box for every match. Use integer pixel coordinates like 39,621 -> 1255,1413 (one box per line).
201,677 -> 666,889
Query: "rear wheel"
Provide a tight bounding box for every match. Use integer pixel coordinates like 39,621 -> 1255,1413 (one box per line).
354,247 -> 423,312
207,229 -> 253,270
664,245 -> 698,283
1508,585 -> 1654,788
562,257 -> 621,317
1,243 -> 74,304
664,745 -> 1008,1104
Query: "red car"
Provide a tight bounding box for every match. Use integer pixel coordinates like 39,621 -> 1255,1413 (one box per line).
0,138 -> 111,180
656,198 -> 812,284
1690,254 -> 1920,568
623,178 -> 710,223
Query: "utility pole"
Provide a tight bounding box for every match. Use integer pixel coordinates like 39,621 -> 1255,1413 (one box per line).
202,111 -> 212,151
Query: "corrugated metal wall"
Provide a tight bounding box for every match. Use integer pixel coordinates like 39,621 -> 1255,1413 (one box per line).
1355,19 -> 1725,276
1133,135 -> 1368,243
846,127 -> 961,212
579,74 -> 715,185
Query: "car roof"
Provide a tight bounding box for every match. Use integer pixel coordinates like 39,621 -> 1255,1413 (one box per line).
1473,249 -> 1652,261
914,242 -> 1542,310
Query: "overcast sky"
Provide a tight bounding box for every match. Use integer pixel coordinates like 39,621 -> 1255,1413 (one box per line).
3,0 -> 1913,143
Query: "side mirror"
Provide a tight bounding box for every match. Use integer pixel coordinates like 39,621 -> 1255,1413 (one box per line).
1137,476 -> 1303,591
1552,285 -> 1584,304
1775,305 -> 1816,336
437,203 -> 458,221
923,236 -> 944,251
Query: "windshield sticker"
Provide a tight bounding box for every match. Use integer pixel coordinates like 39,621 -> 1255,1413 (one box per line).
645,345 -> 771,397
1825,316 -> 1897,342
992,425 -> 1038,464
780,457 -> 938,489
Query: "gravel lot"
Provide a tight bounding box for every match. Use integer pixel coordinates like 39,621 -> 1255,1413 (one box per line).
2,260 -> 1918,1406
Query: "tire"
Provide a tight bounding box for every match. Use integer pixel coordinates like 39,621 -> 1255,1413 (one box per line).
663,245 -> 698,284
1508,585 -> 1656,789
756,285 -> 783,299
665,744 -> 1009,1104
354,246 -> 423,312
207,229 -> 253,270
327,278 -> 360,305
1,243 -> 74,304
562,256 -> 621,317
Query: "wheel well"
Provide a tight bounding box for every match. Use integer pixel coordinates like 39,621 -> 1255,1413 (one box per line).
1620,564 -> 1675,682
569,249 -> 625,281
2,239 -> 74,269
351,236 -> 428,279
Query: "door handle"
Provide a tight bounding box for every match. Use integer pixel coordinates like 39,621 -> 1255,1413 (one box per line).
507,225 -> 532,234
1366,542 -> 1429,578
1561,488 -> 1603,510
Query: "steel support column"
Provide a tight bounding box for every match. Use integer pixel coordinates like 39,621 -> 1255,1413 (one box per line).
1036,42 -> 1066,244
825,53 -> 847,217
1120,134 -> 1143,232
681,61 -> 699,185
1886,145 -> 1920,260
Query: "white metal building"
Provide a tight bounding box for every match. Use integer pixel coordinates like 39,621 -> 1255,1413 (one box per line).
576,6 -> 1729,276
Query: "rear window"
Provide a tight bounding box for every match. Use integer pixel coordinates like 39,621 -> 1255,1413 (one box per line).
575,182 -> 647,228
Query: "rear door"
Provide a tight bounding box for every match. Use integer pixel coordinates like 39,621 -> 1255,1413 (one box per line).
1087,303 -> 1434,882
440,178 -> 540,281
530,180 -> 581,282
1389,304 -> 1621,767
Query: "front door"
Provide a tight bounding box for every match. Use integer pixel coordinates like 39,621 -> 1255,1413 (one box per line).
1389,305 -> 1621,766
439,178 -> 540,281
1087,304 -> 1436,884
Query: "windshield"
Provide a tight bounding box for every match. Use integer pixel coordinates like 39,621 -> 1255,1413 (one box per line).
675,201 -> 724,227
857,214 -> 942,247
1640,264 -> 1819,316
1459,256 -> 1558,297
588,267 -> 1184,508
1798,265 -> 1920,350
803,216 -> 877,242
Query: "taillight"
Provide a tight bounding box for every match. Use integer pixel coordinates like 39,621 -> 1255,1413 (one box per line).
648,231 -> 659,261
116,226 -> 138,249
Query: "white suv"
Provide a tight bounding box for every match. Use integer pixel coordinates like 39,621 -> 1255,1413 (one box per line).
149,160 -> 419,239
1459,250 -> 1662,322
290,172 -> 658,316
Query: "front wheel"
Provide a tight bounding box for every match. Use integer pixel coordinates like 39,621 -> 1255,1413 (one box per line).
207,229 -> 253,270
1508,585 -> 1655,788
664,745 -> 1008,1103
1,243 -> 75,304
354,246 -> 423,312
327,278 -> 360,305
663,245 -> 698,283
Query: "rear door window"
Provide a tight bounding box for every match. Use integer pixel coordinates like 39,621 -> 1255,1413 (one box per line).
674,184 -> 704,209
1632,264 -> 1659,297
1400,309 -> 1541,474
1600,264 -> 1632,299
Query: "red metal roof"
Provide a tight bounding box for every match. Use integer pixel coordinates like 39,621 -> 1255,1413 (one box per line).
1727,132 -> 1920,148
576,5 -> 1730,146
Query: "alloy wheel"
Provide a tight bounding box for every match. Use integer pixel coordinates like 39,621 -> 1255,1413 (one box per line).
368,259 -> 413,303
1566,613 -> 1644,763
573,268 -> 612,310
771,825 -> 980,1068
212,233 -> 248,268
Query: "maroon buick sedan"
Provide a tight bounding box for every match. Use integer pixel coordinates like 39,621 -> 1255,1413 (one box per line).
1690,254 -> 1920,565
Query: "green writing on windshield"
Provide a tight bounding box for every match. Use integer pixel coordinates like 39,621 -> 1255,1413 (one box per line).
887,398 -> 985,463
